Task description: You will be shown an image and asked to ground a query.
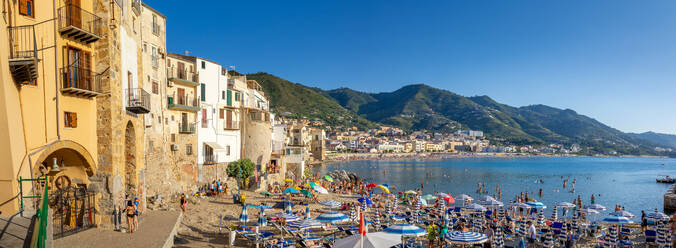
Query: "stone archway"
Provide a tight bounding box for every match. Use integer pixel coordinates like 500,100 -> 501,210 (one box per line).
124,121 -> 137,197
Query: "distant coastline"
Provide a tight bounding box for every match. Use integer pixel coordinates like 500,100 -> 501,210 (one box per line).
323,152 -> 669,163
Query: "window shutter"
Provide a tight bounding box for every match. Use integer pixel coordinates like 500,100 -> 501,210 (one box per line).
226,90 -> 232,106
72,113 -> 77,127
200,84 -> 205,101
19,0 -> 28,15
219,109 -> 224,119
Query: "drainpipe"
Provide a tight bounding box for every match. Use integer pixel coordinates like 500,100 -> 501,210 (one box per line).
53,0 -> 60,140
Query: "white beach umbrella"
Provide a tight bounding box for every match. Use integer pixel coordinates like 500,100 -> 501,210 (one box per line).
466,203 -> 487,212
445,231 -> 488,245
477,195 -> 496,202
584,204 -> 607,211
239,205 -> 249,225
602,215 -> 633,224
319,200 -> 342,208
383,224 -> 427,237
526,201 -> 547,209
315,212 -> 349,223
457,194 -> 473,202
482,198 -> 504,207
333,232 -> 402,248
609,210 -> 635,218
555,202 -> 576,208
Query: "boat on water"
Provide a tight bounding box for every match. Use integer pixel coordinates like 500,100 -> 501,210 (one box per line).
657,175 -> 675,183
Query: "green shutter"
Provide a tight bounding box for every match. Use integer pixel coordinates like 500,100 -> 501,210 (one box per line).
200,84 -> 206,101
227,90 -> 232,106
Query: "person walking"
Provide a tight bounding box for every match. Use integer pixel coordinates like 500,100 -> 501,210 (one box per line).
180,194 -> 187,213
125,200 -> 136,233
527,221 -> 537,248
427,221 -> 438,248
133,197 -> 140,232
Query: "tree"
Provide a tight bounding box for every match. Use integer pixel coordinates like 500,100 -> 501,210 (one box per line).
226,159 -> 256,180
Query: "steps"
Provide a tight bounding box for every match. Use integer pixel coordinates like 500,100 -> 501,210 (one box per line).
0,212 -> 35,248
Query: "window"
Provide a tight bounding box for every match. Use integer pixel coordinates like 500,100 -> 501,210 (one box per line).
221,68 -> 226,76
221,91 -> 225,100
186,144 -> 193,155
143,43 -> 147,52
171,115 -> 174,121
219,109 -> 224,119
19,0 -> 34,18
201,61 -> 206,69
132,17 -> 137,33
152,15 -> 159,35
171,134 -> 176,142
200,84 -> 205,101
152,81 -> 158,94
64,112 -> 77,128
235,92 -> 240,102
148,140 -> 154,153
151,47 -> 158,68
226,145 -> 231,156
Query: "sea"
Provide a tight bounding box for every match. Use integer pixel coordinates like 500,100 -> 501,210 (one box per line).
313,156 -> 676,217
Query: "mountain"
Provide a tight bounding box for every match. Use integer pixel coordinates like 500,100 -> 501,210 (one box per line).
245,72 -> 377,129
247,72 -> 669,155
628,132 -> 676,149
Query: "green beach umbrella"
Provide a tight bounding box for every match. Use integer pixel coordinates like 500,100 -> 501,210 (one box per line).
259,191 -> 273,197
422,194 -> 437,201
301,189 -> 314,197
324,175 -> 334,182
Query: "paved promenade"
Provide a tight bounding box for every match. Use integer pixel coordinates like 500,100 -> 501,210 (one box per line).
55,210 -> 181,248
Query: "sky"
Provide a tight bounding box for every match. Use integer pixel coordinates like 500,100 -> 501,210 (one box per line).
146,0 -> 676,134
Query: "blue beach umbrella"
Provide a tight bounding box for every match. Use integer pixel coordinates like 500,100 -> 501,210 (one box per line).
647,209 -> 669,221
358,197 -> 373,206
285,201 -> 293,214
383,224 -> 427,237
526,201 -> 547,209
288,218 -> 323,230
537,211 -> 545,226
466,203 -> 487,212
585,203 -> 607,211
283,188 -> 300,194
273,212 -> 299,221
315,212 -> 349,223
602,215 -> 633,224
543,231 -> 554,248
350,208 -> 356,222
257,206 -> 267,226
493,227 -> 505,248
445,231 -> 488,245
239,205 -> 249,225
319,200 -> 341,208
609,210 -> 635,218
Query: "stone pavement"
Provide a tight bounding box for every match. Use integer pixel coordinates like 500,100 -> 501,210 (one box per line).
0,212 -> 34,248
54,210 -> 181,248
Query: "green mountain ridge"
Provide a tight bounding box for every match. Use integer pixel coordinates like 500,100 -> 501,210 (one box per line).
247,72 -> 672,156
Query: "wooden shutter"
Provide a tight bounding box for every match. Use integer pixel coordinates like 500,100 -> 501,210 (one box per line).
219,109 -> 224,119
200,84 -> 205,101
177,88 -> 185,104
201,109 -> 207,125
71,113 -> 77,127
226,90 -> 232,106
226,110 -> 232,129
19,0 -> 28,15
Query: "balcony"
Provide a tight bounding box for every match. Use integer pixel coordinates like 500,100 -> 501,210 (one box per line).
131,0 -> 141,15
178,122 -> 195,134
8,25 -> 38,84
168,96 -> 200,112
203,154 -> 218,165
125,88 -> 151,114
167,68 -> 199,86
58,4 -> 102,44
61,65 -> 102,97
223,120 -> 240,130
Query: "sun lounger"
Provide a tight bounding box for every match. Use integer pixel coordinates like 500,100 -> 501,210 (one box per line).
645,230 -> 656,244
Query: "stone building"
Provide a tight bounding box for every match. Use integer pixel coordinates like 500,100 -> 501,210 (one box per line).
310,128 -> 326,161
165,53 -> 199,190
241,80 -> 272,188
90,0 -> 150,227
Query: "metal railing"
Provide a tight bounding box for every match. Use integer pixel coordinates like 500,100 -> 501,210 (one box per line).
178,122 -> 195,134
8,25 -> 38,60
50,187 -> 95,239
124,88 -> 151,112
29,177 -> 48,248
170,96 -> 199,108
204,154 -> 217,164
58,4 -> 103,38
223,120 -> 240,130
61,66 -> 101,93
168,67 -> 199,83
131,0 -> 141,14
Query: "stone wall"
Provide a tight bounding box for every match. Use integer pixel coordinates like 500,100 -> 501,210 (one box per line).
242,110 -> 272,171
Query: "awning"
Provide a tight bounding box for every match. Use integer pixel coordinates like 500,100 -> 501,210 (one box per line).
204,142 -> 225,151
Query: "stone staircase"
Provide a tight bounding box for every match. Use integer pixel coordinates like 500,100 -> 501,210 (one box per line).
0,212 -> 35,248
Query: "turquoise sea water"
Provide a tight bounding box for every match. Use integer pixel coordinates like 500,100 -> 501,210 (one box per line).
313,156 -> 676,216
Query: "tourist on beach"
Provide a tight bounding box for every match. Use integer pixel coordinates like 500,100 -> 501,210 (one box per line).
180,194 -> 187,212
527,221 -> 536,248
133,197 -> 140,232
125,200 -> 136,233
427,221 -> 438,248
641,210 -> 647,232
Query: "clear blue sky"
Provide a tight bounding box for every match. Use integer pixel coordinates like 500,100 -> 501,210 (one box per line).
147,0 -> 676,134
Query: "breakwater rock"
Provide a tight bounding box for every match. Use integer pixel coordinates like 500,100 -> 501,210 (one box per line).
326,170 -> 361,183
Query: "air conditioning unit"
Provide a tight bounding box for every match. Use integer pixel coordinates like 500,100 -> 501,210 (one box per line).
171,144 -> 179,151
168,81 -> 174,87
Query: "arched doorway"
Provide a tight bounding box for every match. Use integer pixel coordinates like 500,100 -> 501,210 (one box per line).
124,121 -> 137,197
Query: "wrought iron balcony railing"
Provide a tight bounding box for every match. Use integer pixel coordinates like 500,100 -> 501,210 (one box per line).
178,122 -> 195,134
8,25 -> 38,84
124,88 -> 151,114
61,65 -> 101,97
58,4 -> 102,44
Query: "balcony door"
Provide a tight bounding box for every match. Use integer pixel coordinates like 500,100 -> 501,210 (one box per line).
181,113 -> 188,129
177,88 -> 185,105
66,47 -> 91,89
177,62 -> 185,79
226,110 -> 233,129
66,0 -> 82,28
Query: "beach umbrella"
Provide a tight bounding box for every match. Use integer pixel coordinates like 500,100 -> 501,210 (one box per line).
311,184 -> 328,194
602,215 -> 633,224
404,190 -> 417,195
555,202 -> 576,209
272,212 -> 300,221
609,210 -> 635,218
284,178 -> 293,182
435,192 -> 451,198
282,187 -> 300,194
466,203 -> 487,212
457,194 -> 473,202
292,186 -> 302,190
438,199 -> 447,216
421,194 -> 437,201
324,175 -> 334,182
647,209 -> 670,221
288,218 -> 323,230
537,211 -> 545,226
585,203 -> 607,211
332,232 -> 402,248
319,200 -> 342,208
551,207 -> 558,220
580,208 -> 600,215
493,227 -> 505,248
478,195 -> 496,202
510,202 -> 530,208
386,202 -> 393,218
239,205 -> 249,225
383,224 -> 426,237
543,231 -> 554,248
366,183 -> 378,188
305,204 -> 311,219
315,212 -> 349,223
497,207 -> 505,221
526,201 -> 547,209
375,185 -> 390,194
350,208 -> 357,222
558,222 -> 568,241
358,197 -> 373,206
374,210 -> 381,228
257,206 -> 267,226
414,198 -> 421,223
482,198 -> 504,207
445,231 -> 488,245
518,221 -> 526,237
300,189 -> 313,197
